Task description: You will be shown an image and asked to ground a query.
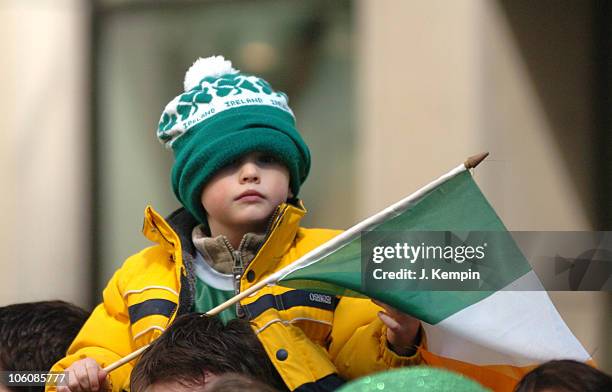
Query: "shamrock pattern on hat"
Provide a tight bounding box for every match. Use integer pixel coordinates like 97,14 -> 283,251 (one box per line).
158,73 -> 291,147
177,88 -> 214,121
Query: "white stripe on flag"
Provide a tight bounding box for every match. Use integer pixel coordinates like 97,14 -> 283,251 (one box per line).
423,271 -> 591,366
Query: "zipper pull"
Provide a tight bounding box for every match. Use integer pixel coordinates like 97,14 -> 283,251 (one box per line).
232,250 -> 246,318
232,250 -> 243,277
232,250 -> 243,293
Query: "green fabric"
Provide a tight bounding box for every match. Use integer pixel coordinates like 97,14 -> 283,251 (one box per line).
278,171 -> 532,324
337,367 -> 490,392
193,277 -> 236,324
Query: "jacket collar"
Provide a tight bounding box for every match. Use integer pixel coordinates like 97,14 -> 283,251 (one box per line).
141,200 -> 307,270
192,226 -> 266,275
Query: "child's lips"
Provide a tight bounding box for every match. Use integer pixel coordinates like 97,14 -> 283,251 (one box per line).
235,190 -> 265,201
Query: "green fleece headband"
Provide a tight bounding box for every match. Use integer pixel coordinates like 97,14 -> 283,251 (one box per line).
157,56 -> 311,224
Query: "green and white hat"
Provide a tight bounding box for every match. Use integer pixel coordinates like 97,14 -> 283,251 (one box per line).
157,55 -> 311,224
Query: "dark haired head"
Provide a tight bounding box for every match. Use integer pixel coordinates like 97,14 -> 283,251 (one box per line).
514,360 -> 612,392
0,301 -> 88,372
0,300 -> 89,391
130,314 -> 285,392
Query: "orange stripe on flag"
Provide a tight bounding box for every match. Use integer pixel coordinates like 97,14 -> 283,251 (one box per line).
420,349 -> 537,391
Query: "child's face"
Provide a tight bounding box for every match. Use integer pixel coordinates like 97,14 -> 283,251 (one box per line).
200,151 -> 292,234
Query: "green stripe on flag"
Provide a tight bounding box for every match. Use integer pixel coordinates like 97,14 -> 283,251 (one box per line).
278,171 -> 532,324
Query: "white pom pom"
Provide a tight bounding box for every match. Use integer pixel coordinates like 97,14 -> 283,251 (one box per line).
183,55 -> 238,92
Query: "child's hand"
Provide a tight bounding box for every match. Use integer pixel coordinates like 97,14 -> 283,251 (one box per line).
372,299 -> 421,357
58,358 -> 108,392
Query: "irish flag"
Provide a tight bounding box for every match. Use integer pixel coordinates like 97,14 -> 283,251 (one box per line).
264,153 -> 591,391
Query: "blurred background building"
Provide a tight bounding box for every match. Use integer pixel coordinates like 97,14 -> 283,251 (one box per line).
1,0 -> 610,371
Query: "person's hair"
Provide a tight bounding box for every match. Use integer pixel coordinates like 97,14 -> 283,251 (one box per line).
130,314 -> 285,392
0,301 -> 88,372
514,359 -> 612,392
204,373 -> 279,392
0,300 -> 89,392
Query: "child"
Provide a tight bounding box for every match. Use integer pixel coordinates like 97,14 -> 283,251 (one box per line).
0,301 -> 89,392
51,56 -> 424,392
129,313 -> 285,392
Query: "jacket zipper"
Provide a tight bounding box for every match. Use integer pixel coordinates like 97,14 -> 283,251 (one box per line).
220,205 -> 286,318
221,235 -> 248,317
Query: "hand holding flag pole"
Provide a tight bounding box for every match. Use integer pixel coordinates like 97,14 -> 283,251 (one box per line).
103,152 -> 490,373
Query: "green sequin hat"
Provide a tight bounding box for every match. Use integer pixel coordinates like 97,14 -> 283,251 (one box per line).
337,367 -> 491,392
157,56 -> 311,224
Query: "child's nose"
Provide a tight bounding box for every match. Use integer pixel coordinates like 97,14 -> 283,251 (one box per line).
239,161 -> 260,183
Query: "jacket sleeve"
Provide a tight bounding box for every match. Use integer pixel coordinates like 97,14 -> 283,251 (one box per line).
327,296 -> 426,380
47,264 -> 136,392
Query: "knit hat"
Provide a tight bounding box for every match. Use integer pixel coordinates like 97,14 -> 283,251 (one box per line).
157,56 -> 311,224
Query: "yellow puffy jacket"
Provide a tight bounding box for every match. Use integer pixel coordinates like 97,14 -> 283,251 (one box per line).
49,202 -> 424,391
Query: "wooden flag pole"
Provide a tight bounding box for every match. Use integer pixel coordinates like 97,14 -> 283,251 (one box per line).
103,152 -> 490,373
103,345 -> 148,373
